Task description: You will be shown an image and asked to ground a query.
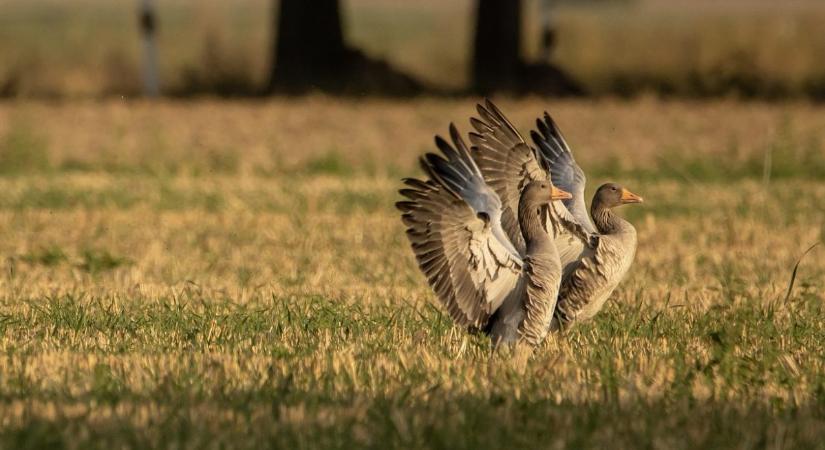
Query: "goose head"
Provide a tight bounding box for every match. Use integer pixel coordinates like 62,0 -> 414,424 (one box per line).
593,183 -> 643,209
521,180 -> 573,207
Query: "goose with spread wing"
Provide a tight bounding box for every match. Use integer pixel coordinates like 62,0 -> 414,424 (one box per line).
397,124 -> 572,347
468,100 -> 643,331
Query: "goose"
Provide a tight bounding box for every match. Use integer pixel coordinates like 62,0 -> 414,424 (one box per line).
467,100 -> 643,331
397,124 -> 572,348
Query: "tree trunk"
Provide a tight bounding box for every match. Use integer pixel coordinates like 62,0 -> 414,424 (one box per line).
268,0 -> 348,92
472,0 -> 522,94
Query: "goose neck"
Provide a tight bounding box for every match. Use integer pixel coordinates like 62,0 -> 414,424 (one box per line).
519,202 -> 550,248
591,203 -> 629,235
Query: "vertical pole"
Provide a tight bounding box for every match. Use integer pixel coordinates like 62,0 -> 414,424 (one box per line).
139,0 -> 160,97
538,0 -> 556,62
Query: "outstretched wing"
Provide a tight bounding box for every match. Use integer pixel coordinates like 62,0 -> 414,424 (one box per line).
531,112 -> 597,235
397,125 -> 524,329
468,100 -> 595,268
467,100 -> 548,254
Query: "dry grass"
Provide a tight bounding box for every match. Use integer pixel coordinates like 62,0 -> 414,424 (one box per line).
0,97 -> 824,448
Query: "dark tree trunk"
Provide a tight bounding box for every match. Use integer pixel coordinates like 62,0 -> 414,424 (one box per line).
472,0 -> 522,94
472,0 -> 582,96
268,0 -> 348,92
267,0 -> 420,95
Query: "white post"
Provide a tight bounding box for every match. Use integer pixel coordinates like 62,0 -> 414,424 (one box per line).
539,0 -> 555,62
139,0 -> 160,97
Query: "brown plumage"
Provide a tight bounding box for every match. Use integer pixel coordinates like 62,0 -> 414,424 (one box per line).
468,100 -> 644,332
550,183 -> 642,330
397,123 -> 571,348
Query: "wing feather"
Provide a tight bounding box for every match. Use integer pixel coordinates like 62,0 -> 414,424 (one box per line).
397,126 -> 524,329
469,100 -> 595,267
468,100 -> 549,254
531,112 -> 597,235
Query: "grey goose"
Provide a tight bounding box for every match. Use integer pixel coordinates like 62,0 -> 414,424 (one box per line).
467,100 -> 643,332
397,124 -> 572,348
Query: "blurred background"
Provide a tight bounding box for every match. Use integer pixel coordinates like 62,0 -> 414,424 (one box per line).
3,0 -> 825,181
3,0 -> 825,100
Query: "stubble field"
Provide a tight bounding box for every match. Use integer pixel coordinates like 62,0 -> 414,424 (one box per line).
0,97 -> 824,448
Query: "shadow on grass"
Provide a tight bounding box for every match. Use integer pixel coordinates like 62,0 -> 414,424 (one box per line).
1,395 -> 823,449
1,292 -> 823,448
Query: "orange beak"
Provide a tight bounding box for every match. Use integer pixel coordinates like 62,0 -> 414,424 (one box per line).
551,185 -> 573,201
620,188 -> 644,204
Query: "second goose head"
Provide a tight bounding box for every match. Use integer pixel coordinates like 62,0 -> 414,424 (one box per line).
590,183 -> 643,233
593,183 -> 643,209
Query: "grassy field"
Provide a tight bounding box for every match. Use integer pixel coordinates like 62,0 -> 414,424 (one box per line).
3,0 -> 825,97
0,97 -> 824,448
